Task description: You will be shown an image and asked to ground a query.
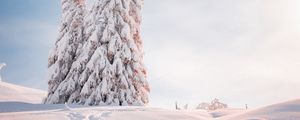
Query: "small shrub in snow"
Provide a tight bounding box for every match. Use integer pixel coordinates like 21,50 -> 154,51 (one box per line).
196,98 -> 228,110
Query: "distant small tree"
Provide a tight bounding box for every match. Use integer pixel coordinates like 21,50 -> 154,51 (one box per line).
0,63 -> 6,81
209,98 -> 227,110
183,104 -> 188,110
196,102 -> 210,110
196,98 -> 227,111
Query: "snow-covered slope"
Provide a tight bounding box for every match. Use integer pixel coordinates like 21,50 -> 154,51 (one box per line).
0,81 -> 46,103
220,99 -> 300,120
0,82 -> 300,120
0,106 -> 215,120
0,97 -> 300,120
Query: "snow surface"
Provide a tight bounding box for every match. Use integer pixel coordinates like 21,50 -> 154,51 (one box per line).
1,82 -> 300,120
0,105 -> 237,120
0,81 -> 45,103
1,102 -> 299,120
220,99 -> 300,120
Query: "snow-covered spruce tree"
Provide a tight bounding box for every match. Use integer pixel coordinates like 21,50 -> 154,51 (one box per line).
76,0 -> 149,106
44,0 -> 150,106
43,0 -> 85,104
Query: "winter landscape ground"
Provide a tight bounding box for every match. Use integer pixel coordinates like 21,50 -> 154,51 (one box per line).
0,81 -> 300,120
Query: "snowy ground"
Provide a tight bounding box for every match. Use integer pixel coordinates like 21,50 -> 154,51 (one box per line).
0,104 -> 243,120
218,99 -> 300,120
0,81 -> 46,103
0,81 -> 300,120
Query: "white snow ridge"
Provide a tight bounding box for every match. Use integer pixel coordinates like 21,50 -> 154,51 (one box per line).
0,81 -> 46,104
44,0 -> 149,106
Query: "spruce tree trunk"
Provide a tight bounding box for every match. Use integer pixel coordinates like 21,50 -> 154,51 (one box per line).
44,0 -> 149,106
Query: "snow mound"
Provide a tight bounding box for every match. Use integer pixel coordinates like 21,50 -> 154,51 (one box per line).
0,81 -> 46,103
221,99 -> 300,120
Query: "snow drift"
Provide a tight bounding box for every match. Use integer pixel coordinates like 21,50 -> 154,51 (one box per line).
221,99 -> 300,120
0,81 -> 45,103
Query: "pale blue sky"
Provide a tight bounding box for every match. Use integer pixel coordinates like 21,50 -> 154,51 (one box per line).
1,0 -> 300,108
0,0 -> 59,88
